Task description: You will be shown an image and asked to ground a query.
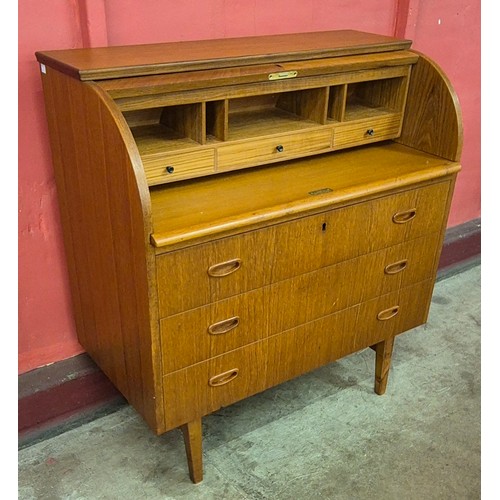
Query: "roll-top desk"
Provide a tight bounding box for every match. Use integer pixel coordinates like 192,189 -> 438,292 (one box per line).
36,30 -> 462,483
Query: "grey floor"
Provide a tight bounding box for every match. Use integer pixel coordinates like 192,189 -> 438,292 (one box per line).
19,264 -> 481,500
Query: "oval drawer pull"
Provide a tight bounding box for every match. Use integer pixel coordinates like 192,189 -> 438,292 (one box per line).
392,208 -> 417,224
207,258 -> 242,277
208,316 -> 240,335
209,368 -> 239,387
377,306 -> 400,321
384,259 -> 408,275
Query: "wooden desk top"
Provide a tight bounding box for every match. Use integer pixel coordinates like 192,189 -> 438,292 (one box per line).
149,142 -> 459,250
35,30 -> 411,81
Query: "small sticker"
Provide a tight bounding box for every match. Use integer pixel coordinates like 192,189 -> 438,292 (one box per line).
40,63 -> 46,74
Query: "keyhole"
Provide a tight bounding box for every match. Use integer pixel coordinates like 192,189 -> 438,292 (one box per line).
322,222 -> 327,232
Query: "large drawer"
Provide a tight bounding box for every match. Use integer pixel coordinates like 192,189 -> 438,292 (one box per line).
217,129 -> 332,172
160,233 -> 440,373
156,181 -> 450,317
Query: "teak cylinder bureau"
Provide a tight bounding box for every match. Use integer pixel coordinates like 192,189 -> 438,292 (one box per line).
36,30 -> 462,483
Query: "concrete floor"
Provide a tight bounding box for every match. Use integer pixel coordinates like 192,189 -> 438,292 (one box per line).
19,264 -> 481,500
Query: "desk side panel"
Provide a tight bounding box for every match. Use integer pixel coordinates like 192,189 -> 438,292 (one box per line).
39,67 -> 164,433
397,51 -> 463,162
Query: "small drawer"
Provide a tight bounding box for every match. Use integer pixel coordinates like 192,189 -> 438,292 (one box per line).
343,279 -> 435,354
160,287 -> 268,373
217,129 -> 332,172
163,340 -> 268,431
143,149 -> 215,185
334,114 -> 402,149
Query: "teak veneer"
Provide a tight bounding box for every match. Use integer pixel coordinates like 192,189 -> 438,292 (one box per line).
36,30 -> 462,483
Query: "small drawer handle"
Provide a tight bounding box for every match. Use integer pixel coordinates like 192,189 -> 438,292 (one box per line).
384,259 -> 408,275
207,258 -> 242,277
208,316 -> 240,335
165,166 -> 175,174
276,144 -> 284,152
392,209 -> 417,224
366,128 -> 375,136
209,368 -> 239,387
377,306 -> 400,321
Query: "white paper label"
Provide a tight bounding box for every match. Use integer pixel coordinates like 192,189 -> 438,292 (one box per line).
40,63 -> 46,74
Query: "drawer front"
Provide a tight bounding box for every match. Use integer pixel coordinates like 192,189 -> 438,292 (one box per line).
143,149 -> 215,185
160,287 -> 268,373
343,279 -> 435,355
217,129 -> 332,172
163,340 -> 268,431
160,233 -> 440,372
334,114 -> 401,149
156,182 -> 449,316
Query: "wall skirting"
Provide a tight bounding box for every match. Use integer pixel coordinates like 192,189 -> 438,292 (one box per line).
18,217 -> 481,449
18,355 -> 125,449
437,218 -> 481,280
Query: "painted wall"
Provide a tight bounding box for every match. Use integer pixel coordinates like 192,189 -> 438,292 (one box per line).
18,0 -> 480,374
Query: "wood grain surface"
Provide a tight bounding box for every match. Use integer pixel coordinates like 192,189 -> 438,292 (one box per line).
37,31 -> 464,484
36,30 -> 411,80
396,51 -> 463,161
150,144 -> 459,249
97,51 -> 418,99
39,67 -> 165,434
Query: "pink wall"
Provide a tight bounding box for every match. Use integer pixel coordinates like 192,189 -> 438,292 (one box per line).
401,0 -> 481,227
18,0 -> 480,374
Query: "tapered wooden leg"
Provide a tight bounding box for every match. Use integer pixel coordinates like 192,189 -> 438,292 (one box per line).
181,418 -> 203,484
373,336 -> 395,395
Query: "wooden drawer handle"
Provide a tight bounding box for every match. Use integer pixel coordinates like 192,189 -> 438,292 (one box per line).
392,208 -> 417,224
208,316 -> 240,335
384,259 -> 408,275
207,258 -> 242,277
377,306 -> 400,321
209,368 -> 239,387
